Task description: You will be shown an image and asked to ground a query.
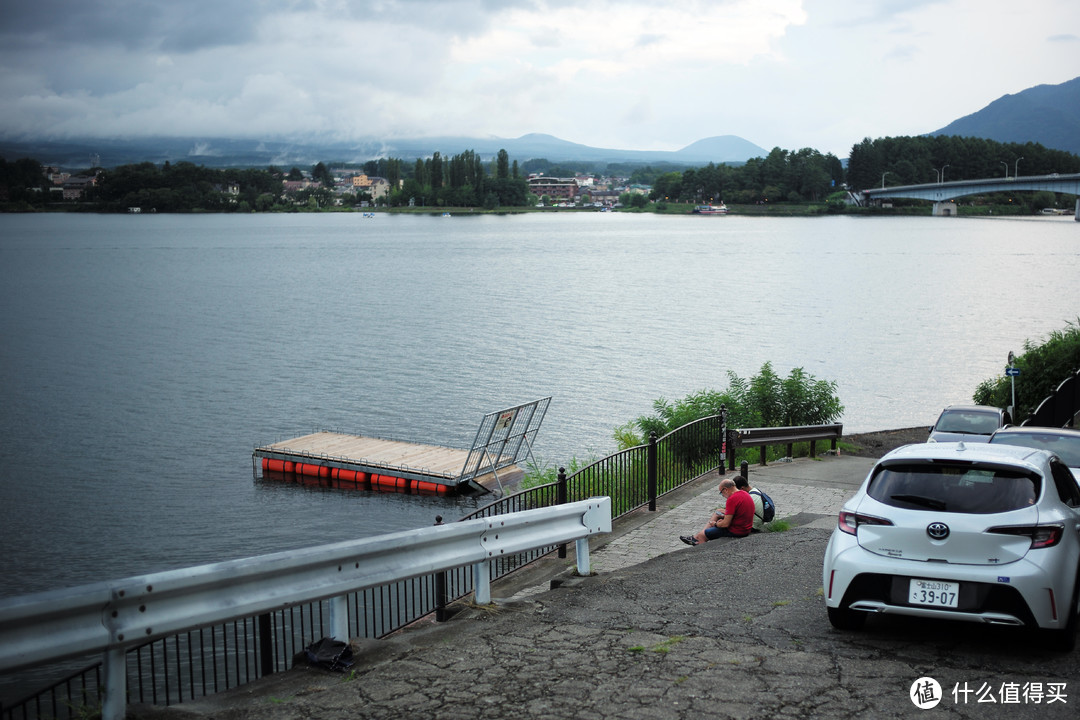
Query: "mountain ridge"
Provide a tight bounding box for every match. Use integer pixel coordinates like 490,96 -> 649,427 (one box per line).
4,76 -> 1078,170
929,76 -> 1080,155
0,133 -> 770,171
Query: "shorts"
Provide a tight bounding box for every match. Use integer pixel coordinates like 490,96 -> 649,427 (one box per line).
704,526 -> 749,541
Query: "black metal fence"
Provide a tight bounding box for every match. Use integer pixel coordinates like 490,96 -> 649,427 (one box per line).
1023,369 -> 1080,428
1,412 -> 726,720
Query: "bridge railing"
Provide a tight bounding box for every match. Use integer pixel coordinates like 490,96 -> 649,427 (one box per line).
0,499 -> 612,720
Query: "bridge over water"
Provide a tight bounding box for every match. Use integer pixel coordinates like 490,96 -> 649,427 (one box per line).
858,172 -> 1080,219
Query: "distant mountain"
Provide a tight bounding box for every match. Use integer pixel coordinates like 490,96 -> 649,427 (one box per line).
929,76 -> 1080,155
0,132 -> 769,170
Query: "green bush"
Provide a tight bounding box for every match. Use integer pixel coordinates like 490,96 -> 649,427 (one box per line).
626,362 -> 843,446
617,363 -> 843,466
973,318 -> 1080,421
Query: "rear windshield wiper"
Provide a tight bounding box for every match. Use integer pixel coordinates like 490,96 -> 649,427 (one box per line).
890,494 -> 947,510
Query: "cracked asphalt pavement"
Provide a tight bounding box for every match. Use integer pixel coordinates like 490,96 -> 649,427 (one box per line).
132,452 -> 1079,720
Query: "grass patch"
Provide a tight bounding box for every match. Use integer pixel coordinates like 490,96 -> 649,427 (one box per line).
651,635 -> 687,653
764,519 -> 791,532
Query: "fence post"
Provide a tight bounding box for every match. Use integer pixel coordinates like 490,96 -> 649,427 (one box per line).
740,460 -> 748,480
557,467 -> 568,559
648,431 -> 658,511
258,613 -> 274,676
728,428 -> 738,471
719,406 -> 727,472
434,515 -> 448,622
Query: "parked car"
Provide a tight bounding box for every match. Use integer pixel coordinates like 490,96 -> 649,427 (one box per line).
927,404 -> 1011,443
823,442 -> 1080,649
989,426 -> 1080,482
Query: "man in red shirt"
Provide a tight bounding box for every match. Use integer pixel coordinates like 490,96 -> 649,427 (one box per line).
680,478 -> 755,546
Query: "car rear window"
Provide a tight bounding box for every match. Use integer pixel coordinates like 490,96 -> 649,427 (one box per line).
989,433 -> 1080,467
934,410 -> 1000,436
867,462 -> 1040,514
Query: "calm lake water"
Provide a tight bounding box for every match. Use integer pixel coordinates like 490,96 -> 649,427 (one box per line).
1,211 -> 1077,598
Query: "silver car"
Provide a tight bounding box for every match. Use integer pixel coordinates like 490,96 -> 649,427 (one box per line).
823,442 -> 1080,649
927,404 -> 1011,443
989,426 -> 1080,483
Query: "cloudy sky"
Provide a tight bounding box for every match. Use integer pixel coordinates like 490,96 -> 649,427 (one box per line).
1,0 -> 1077,158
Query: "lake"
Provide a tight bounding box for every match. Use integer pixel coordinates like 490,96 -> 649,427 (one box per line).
1,211 -> 1077,598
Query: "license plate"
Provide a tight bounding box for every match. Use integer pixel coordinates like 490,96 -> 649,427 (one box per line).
908,579 -> 959,608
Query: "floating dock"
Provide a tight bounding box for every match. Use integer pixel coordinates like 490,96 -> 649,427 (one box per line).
254,431 -> 515,494
253,398 -> 551,496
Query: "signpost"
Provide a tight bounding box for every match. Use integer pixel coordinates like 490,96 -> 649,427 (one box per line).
1007,352 -> 1019,419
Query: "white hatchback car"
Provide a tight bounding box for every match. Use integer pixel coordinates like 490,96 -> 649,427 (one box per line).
823,442 -> 1080,649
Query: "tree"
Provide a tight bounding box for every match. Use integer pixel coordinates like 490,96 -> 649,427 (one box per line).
496,149 -> 510,180
650,171 -> 683,201
311,162 -> 333,187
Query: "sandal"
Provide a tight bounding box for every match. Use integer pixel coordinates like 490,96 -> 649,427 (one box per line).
680,535 -> 697,546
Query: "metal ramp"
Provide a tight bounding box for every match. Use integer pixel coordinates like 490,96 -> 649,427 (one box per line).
458,397 -> 551,493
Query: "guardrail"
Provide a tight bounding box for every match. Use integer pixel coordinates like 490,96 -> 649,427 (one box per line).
0,498 -> 612,720
727,423 -> 843,469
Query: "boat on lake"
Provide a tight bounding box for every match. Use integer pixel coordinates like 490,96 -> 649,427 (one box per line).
693,203 -> 729,215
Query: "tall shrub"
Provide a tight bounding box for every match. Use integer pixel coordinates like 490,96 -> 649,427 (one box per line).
622,362 -> 844,447
973,318 -> 1080,421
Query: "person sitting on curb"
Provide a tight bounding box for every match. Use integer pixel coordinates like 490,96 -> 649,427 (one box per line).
680,478 -> 755,546
737,475 -> 766,533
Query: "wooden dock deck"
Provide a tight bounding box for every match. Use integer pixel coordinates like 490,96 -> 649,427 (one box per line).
253,431 -> 520,494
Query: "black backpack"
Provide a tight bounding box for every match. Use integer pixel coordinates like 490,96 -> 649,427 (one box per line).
751,488 -> 776,523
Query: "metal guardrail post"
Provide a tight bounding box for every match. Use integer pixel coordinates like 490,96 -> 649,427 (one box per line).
575,538 -> 591,576
647,431 -> 658,511
557,467 -> 568,559
473,561 -> 491,605
102,647 -> 126,720
329,595 -> 348,643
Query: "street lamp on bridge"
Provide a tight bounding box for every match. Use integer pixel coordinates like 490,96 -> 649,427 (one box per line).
936,164 -> 950,183
1014,157 -> 1024,177
881,171 -> 894,188
1000,161 -> 1008,178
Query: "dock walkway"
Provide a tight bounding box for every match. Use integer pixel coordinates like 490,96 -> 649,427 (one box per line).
253,431 -> 517,493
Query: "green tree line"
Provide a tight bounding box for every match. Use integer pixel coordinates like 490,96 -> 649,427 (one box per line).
645,148 -> 846,205
388,148 -> 531,208
846,135 -> 1080,190
6,135 -> 1078,213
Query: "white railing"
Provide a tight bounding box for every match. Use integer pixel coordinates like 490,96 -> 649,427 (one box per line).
0,497 -> 612,720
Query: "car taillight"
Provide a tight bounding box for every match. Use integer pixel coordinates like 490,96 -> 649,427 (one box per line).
987,524 -> 1064,549
838,510 -> 893,535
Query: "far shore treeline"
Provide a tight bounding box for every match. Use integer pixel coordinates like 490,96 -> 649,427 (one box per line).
1,135 -> 1078,214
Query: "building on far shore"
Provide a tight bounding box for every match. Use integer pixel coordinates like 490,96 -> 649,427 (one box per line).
528,176 -> 578,200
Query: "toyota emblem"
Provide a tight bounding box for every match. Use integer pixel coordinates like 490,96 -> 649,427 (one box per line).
926,522 -> 950,540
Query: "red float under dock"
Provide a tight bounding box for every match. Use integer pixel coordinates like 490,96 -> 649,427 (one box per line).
253,431 -> 520,495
